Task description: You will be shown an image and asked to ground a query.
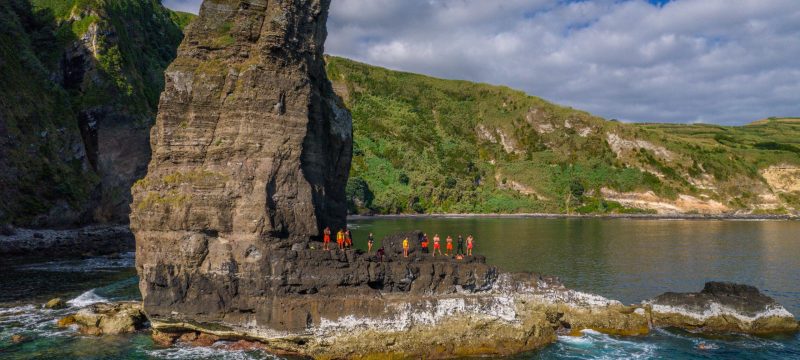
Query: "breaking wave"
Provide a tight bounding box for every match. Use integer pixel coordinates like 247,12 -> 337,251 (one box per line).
67,289 -> 109,307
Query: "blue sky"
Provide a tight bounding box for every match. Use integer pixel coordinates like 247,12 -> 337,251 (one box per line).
163,0 -> 800,125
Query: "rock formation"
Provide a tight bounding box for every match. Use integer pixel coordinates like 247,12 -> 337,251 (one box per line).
68,302 -> 148,335
130,0 -> 355,350
648,282 -> 799,334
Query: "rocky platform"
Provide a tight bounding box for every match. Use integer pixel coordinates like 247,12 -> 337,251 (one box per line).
143,232 -> 650,358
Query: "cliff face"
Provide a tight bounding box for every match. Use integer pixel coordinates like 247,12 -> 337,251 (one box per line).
130,0 -> 352,332
0,0 -> 189,227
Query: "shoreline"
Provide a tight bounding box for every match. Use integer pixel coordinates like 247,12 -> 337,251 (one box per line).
348,213 -> 798,221
0,225 -> 134,258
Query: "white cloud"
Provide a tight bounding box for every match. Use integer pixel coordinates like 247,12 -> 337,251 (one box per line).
164,0 -> 800,125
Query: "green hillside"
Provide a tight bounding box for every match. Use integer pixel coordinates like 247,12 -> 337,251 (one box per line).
326,56 -> 800,215
0,0 -> 194,226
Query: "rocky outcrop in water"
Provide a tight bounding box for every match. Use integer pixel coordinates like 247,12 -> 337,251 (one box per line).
647,282 -> 799,334
68,302 -> 147,335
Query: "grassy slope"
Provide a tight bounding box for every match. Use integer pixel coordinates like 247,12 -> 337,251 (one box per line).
0,0 -> 95,223
326,56 -> 800,215
0,0 -> 194,225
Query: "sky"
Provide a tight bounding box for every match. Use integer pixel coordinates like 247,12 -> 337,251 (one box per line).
162,0 -> 800,125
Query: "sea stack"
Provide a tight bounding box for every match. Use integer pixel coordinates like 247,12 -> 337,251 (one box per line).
130,0 -> 354,340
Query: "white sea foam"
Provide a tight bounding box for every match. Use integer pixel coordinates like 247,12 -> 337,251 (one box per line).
145,343 -> 278,360
68,289 -> 108,307
556,328 -> 659,360
649,302 -> 795,324
557,335 -> 593,346
0,304 -> 73,339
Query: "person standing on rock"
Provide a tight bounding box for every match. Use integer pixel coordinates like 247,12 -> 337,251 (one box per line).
433,234 -> 442,256
421,233 -> 429,253
368,232 -> 375,253
323,227 -> 332,251
345,228 -> 353,249
457,235 -> 465,256
446,236 -> 454,256
336,229 -> 345,250
467,235 -> 474,256
403,237 -> 409,258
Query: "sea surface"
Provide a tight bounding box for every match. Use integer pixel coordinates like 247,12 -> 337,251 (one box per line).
1,218 -> 798,359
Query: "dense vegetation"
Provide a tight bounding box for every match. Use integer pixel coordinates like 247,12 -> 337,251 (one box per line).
327,57 -> 800,215
0,0 -> 192,225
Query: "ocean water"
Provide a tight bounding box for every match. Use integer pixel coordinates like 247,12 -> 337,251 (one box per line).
1,218 -> 799,359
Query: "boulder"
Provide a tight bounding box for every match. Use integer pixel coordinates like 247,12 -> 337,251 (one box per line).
648,282 -> 798,334
44,298 -> 66,309
72,302 -> 147,335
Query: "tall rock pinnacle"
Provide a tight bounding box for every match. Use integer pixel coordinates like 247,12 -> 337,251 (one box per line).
131,0 -> 351,244
130,0 -> 351,327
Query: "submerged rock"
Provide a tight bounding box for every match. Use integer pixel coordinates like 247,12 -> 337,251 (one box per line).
72,302 -> 147,335
648,282 -> 798,334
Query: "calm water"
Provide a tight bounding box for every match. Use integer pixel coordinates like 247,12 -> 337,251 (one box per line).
1,218 -> 798,359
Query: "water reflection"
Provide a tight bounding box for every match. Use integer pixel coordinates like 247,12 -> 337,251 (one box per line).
349,217 -> 800,315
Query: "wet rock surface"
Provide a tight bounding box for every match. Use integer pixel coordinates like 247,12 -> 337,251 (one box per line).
648,282 -> 798,334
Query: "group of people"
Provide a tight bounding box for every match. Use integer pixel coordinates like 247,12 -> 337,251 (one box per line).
419,233 -> 474,258
320,227 -> 475,260
321,227 -> 376,252
322,227 -> 353,250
